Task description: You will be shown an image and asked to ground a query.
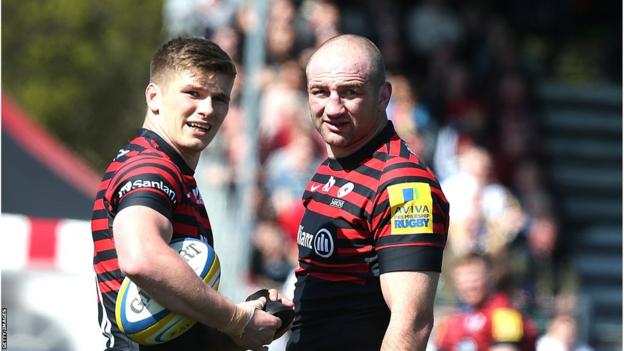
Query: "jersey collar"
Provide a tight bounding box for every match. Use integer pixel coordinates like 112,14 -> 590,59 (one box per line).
137,128 -> 195,176
327,121 -> 395,171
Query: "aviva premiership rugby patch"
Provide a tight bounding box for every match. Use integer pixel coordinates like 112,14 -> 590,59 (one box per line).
387,182 -> 433,235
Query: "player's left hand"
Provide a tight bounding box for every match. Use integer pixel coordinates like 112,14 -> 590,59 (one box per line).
246,289 -> 295,340
267,288 -> 294,308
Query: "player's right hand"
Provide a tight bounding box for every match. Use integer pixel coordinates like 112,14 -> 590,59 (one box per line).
234,299 -> 281,350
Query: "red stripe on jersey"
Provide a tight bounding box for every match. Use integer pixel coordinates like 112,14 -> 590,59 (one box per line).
376,241 -> 446,250
94,258 -> 119,274
308,271 -> 365,284
307,200 -> 366,228
337,227 -> 368,240
98,279 -> 121,294
381,164 -> 435,183
336,245 -> 373,256
300,258 -> 369,271
28,218 -> 58,264
92,218 -> 109,231
388,136 -> 402,155
94,238 -> 115,253
317,163 -> 381,186
173,222 -> 199,236
92,198 -> 105,211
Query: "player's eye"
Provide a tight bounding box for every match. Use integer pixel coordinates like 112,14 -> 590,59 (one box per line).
341,88 -> 359,98
310,88 -> 328,97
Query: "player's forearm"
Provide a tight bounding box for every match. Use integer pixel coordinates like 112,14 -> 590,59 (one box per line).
120,247 -> 236,331
381,313 -> 433,351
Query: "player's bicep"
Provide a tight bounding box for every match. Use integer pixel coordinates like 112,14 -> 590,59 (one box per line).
113,205 -> 173,273
380,270 -> 439,318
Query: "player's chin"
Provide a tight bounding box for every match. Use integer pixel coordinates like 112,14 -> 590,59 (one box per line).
320,129 -> 349,146
183,139 -> 210,153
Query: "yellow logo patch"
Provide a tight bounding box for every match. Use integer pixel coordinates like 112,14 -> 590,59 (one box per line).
387,182 -> 433,235
492,308 -> 523,342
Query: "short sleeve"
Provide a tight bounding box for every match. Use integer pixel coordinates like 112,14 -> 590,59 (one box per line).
107,156 -> 184,221
372,168 -> 449,273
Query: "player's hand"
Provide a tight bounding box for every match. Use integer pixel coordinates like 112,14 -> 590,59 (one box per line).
267,288 -> 294,308
234,298 -> 281,350
247,289 -> 295,340
266,288 -> 294,338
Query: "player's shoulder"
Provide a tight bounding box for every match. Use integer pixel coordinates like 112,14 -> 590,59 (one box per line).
117,147 -> 183,178
377,137 -> 439,186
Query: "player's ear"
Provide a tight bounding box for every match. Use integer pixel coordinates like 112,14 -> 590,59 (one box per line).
378,81 -> 392,111
146,82 -> 161,114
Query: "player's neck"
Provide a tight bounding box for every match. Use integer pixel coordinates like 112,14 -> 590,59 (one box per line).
142,118 -> 199,170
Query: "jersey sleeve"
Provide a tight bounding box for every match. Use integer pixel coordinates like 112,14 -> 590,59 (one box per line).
106,156 -> 184,221
371,163 -> 449,273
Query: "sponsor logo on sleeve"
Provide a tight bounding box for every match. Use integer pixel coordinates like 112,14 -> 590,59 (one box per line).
118,179 -> 177,205
387,182 -> 433,235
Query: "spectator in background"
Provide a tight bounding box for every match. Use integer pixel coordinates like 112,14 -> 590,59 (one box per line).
536,313 -> 593,351
441,146 -> 527,264
435,252 -> 538,351
250,221 -> 296,288
387,74 -> 438,163
301,0 -> 341,47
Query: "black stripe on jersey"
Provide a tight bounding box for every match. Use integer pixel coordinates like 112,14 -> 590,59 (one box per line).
351,164 -> 382,180
399,142 -> 412,159
306,201 -> 369,232
378,245 -> 443,273
383,161 -> 429,174
309,192 -> 371,220
372,150 -> 388,162
378,176 -> 442,191
298,261 -> 370,279
101,269 -> 122,280
101,172 -> 115,181
92,230 -> 111,241
92,209 -> 108,219
377,233 -> 447,246
93,249 -> 118,263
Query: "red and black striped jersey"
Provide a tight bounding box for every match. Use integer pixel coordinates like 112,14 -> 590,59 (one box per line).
291,122 -> 449,328
91,128 -> 212,350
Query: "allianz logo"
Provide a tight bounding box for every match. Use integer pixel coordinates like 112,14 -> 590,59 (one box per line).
297,226 -> 334,258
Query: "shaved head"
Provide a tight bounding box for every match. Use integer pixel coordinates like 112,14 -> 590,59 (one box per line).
306,34 -> 386,89
304,34 -> 392,158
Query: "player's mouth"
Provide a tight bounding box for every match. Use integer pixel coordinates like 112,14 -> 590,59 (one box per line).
186,122 -> 211,133
323,120 -> 349,133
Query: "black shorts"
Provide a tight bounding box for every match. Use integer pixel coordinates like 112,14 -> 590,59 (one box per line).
286,307 -> 390,351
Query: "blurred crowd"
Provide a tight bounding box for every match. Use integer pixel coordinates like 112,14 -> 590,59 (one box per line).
164,0 -> 606,348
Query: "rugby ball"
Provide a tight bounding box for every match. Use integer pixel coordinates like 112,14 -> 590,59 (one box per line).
115,237 -> 220,345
